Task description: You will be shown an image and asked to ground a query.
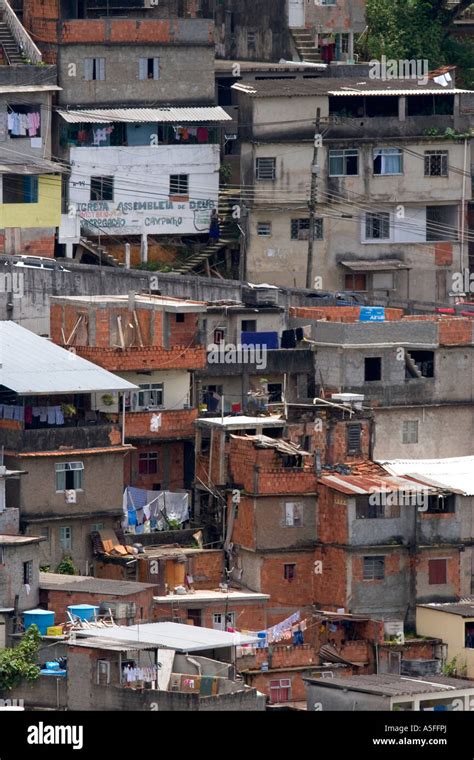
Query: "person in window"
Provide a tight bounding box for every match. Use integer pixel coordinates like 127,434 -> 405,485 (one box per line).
208,208 -> 220,244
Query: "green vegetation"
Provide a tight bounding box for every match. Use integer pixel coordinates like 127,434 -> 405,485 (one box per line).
56,555 -> 77,575
360,0 -> 474,86
0,625 -> 41,691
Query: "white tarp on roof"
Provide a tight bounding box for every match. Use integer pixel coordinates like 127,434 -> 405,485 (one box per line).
76,622 -> 260,652
0,321 -> 137,395
58,106 -> 232,124
378,456 -> 474,496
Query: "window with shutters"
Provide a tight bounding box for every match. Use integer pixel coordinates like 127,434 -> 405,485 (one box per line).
59,526 -> 72,552
84,58 -> 105,81
424,151 -> 448,177
347,424 -> 361,455
139,57 -> 160,80
212,612 -> 236,630
344,273 -> 367,291
363,555 -> 385,580
284,502 -> 303,527
428,559 -> 447,585
23,561 -> 33,585
402,420 -> 419,444
256,157 -> 276,181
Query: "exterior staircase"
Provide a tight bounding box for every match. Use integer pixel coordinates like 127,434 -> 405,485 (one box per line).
172,189 -> 241,276
77,236 -> 123,268
291,28 -> 322,63
0,17 -> 23,64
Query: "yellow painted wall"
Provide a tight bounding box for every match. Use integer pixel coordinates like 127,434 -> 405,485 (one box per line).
417,606 -> 474,678
0,174 -> 61,229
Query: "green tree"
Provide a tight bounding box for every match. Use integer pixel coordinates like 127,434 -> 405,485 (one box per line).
361,0 -> 474,85
0,625 -> 41,691
56,555 -> 77,575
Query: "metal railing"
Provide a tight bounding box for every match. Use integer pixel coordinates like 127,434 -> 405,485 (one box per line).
0,0 -> 42,63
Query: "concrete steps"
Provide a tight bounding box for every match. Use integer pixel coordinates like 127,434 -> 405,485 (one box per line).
0,21 -> 24,64
291,28 -> 322,63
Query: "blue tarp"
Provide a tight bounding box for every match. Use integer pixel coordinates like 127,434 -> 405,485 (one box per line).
241,331 -> 279,349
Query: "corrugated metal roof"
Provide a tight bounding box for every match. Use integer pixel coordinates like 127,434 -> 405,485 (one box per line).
379,456 -> 474,496
418,600 -> 474,618
319,468 -> 438,496
0,85 -> 61,93
341,259 -> 410,272
328,88 -> 472,96
0,160 -> 65,175
58,106 -> 232,124
232,78 -> 473,98
0,321 -> 138,395
304,673 -> 474,696
75,622 -> 260,652
39,572 -> 155,595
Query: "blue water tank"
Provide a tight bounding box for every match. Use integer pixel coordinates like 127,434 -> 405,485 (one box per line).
23,609 -> 55,636
67,604 -> 99,622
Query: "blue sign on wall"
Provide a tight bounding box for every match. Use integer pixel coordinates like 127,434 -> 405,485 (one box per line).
359,306 -> 385,322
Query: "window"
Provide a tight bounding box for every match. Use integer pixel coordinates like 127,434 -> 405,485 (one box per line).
284,563 -> 296,581
213,328 -> 226,344
373,148 -> 403,175
55,462 -> 84,491
40,527 -> 50,542
175,313 -> 185,323
3,175 -> 38,204
212,612 -> 236,631
426,494 -> 455,514
91,523 -> 105,533
129,384 -> 164,411
241,319 -> 257,332
256,157 -> 276,181
90,176 -> 114,202
424,151 -> 448,177
268,383 -> 283,403
84,57 -> 105,81
328,149 -> 358,177
284,502 -> 303,527
139,452 -> 158,475
96,659 -> 110,685
290,218 -> 323,241
365,212 -> 390,240
365,357 -> 382,382
402,420 -> 419,444
269,678 -> 292,704
426,205 -> 458,242
372,272 -> 395,290
138,57 -> 160,80
169,174 -> 189,197
347,424 -> 361,455
257,221 -> 272,237
247,30 -> 256,47
344,273 -> 367,291
356,495 -> 401,519
59,526 -> 72,552
356,498 -> 384,519
363,556 -> 385,580
428,559 -> 447,585
23,561 -> 33,585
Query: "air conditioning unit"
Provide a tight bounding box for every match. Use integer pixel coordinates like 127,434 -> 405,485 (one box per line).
144,0 -> 159,6
65,490 -> 76,504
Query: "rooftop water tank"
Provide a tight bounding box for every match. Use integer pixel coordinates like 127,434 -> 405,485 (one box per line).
67,604 -> 99,622
23,609 -> 55,636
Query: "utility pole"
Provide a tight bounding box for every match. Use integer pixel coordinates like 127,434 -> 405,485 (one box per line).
306,108 -> 321,290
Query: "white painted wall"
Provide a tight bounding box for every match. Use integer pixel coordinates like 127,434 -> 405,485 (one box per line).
64,144 -> 220,237
92,369 -> 191,412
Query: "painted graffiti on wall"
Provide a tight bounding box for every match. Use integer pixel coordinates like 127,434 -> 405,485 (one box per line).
76,198 -> 217,235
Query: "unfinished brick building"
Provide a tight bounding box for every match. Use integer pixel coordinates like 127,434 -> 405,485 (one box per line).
50,294 -> 207,493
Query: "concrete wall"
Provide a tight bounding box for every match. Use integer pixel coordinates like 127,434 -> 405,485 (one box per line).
0,541 -> 40,610
304,0 -> 366,34
214,0 -> 290,61
416,607 -> 471,674
306,681 -> 391,711
254,495 -> 316,550
65,144 -> 219,238
57,44 -> 215,105
349,549 -> 411,621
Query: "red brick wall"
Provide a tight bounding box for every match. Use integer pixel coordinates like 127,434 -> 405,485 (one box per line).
260,553 -> 314,609
416,548 -> 460,597
154,600 -> 268,631
73,346 -> 206,371
168,312 -> 199,347
434,242 -> 453,266
42,587 -> 155,624
232,495 -> 256,550
229,437 -> 317,495
328,419 -> 371,465
125,441 -> 185,491
242,669 -> 309,703
313,546 -> 347,609
438,318 -> 473,346
317,486 -> 348,544
187,551 -> 223,589
124,408 -> 198,439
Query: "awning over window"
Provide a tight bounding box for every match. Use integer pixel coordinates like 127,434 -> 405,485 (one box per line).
340,259 -> 410,272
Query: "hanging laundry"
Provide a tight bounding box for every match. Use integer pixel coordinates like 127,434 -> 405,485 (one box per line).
197,126 -> 208,143
55,407 -> 65,425
47,407 -> 56,425
32,407 -> 41,417
39,407 -> 47,422
25,406 -> 33,425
